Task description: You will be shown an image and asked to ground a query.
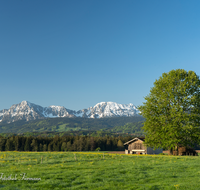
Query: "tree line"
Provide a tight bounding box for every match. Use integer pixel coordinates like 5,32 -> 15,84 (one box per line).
0,135 -> 134,151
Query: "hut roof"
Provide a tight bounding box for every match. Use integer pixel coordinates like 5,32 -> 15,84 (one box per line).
124,137 -> 145,145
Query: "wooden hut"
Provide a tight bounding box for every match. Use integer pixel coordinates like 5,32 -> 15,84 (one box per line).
168,146 -> 197,156
124,137 -> 163,155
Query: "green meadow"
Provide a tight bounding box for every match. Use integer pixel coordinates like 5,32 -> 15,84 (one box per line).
0,152 -> 200,190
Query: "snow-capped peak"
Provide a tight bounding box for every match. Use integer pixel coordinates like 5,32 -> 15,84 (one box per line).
84,102 -> 140,118
0,101 -> 140,124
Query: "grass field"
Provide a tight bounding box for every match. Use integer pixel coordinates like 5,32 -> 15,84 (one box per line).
0,152 -> 200,189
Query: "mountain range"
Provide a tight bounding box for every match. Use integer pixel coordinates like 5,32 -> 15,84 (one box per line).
0,101 -> 140,124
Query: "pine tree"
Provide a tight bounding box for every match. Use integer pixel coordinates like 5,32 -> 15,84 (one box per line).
31,139 -> 38,151
43,144 -> 47,151
24,137 -> 31,151
0,138 -> 6,151
66,141 -> 72,151
5,138 -> 14,151
90,137 -> 96,151
61,142 -> 67,151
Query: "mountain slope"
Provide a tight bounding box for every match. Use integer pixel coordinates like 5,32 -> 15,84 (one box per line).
0,101 -> 140,124
0,116 -> 145,134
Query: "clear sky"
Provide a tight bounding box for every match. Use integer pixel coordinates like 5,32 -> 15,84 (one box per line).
1,0 -> 200,111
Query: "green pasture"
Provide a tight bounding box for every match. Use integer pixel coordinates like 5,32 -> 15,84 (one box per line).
0,152 -> 200,189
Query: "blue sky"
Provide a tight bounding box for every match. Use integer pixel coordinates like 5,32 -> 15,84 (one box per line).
1,0 -> 200,111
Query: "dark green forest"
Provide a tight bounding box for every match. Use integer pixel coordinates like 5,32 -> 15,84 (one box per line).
0,135 -> 135,151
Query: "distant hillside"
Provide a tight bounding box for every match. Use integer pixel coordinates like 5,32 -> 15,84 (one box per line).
111,121 -> 144,135
0,116 -> 145,134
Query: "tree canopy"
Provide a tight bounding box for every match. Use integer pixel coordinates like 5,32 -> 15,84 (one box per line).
138,69 -> 200,151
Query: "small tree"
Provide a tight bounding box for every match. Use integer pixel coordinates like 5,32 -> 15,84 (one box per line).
95,147 -> 101,151
117,140 -> 124,151
138,69 -> 200,152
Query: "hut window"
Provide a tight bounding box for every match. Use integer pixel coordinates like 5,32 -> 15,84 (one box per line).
134,143 -> 142,149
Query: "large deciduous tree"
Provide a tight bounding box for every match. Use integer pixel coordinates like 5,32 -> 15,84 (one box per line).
138,69 -> 200,151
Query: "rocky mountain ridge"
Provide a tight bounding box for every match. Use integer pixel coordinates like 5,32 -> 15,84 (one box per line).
0,101 -> 140,124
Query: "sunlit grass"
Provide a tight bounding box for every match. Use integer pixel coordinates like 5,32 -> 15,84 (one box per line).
0,152 -> 200,189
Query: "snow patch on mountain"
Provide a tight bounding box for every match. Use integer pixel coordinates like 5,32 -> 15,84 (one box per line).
82,102 -> 140,118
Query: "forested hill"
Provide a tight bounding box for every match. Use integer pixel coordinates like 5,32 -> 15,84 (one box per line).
0,116 -> 145,135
